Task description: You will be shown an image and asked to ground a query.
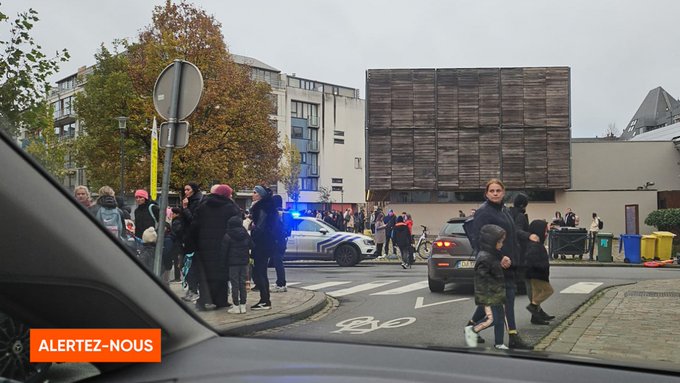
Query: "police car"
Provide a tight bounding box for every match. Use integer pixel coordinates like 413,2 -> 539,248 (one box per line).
285,216 -> 377,266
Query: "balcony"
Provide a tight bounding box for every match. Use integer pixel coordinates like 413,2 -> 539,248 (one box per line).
308,164 -> 319,177
308,115 -> 319,127
307,140 -> 320,152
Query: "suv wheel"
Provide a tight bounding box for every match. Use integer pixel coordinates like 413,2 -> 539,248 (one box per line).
335,244 -> 359,267
428,276 -> 445,292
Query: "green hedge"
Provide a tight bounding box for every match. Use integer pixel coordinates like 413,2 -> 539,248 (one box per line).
645,209 -> 680,231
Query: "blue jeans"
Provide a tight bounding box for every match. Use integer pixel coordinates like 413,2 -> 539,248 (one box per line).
472,305 -> 505,346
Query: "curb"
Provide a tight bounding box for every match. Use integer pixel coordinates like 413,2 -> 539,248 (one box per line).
216,288 -> 329,336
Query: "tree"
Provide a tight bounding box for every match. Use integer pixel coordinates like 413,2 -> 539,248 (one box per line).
318,185 -> 332,211
75,1 -> 281,193
24,103 -> 69,179
279,136 -> 301,209
0,6 -> 69,138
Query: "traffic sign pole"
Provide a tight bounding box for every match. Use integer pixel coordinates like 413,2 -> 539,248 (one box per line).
153,60 -> 184,277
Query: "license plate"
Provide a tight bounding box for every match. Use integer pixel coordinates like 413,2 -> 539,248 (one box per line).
456,260 -> 475,269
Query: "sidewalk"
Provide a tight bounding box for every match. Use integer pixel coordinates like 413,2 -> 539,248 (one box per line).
169,283 -> 328,335
536,279 -> 680,365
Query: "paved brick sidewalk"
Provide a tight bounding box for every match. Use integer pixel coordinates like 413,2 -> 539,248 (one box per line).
536,279 -> 680,365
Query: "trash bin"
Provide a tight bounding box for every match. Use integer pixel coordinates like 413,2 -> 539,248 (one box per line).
548,227 -> 589,260
619,234 -> 642,264
596,233 -> 614,262
641,235 -> 657,260
653,231 -> 677,261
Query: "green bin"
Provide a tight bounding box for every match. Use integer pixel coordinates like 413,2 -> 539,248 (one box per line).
596,233 -> 614,262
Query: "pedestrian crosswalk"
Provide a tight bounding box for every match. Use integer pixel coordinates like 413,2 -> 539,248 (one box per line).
284,280 -> 606,298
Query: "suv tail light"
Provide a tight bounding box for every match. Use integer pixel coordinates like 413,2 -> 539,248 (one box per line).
432,240 -> 456,254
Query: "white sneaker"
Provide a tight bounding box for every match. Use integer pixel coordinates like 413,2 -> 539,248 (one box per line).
494,344 -> 509,350
273,285 -> 287,293
464,325 -> 478,347
239,304 -> 246,314
227,305 -> 241,314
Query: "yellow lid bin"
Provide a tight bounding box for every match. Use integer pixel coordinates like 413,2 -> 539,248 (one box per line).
652,232 -> 677,261
641,235 -> 657,260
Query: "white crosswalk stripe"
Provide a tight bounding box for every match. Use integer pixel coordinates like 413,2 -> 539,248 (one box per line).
560,282 -> 603,294
370,281 -> 429,295
327,280 -> 399,297
300,281 -> 352,290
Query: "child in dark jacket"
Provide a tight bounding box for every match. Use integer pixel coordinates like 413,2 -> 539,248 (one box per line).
524,219 -> 555,324
464,224 -> 507,349
221,216 -> 254,314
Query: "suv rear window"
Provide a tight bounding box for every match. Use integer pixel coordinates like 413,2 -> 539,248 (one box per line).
440,222 -> 466,236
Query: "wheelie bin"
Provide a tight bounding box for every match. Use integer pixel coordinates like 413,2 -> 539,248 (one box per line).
653,231 -> 677,261
596,233 -> 614,262
619,234 -> 642,264
641,235 -> 657,260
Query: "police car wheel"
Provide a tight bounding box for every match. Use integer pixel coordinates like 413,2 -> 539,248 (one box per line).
335,245 -> 359,267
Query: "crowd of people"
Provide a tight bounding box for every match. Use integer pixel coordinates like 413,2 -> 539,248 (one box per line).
74,182 -> 291,314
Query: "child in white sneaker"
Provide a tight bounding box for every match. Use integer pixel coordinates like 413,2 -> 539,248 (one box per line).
464,224 -> 507,349
221,216 -> 254,314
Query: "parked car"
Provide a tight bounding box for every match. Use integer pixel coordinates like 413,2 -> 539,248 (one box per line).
286,217 -> 377,266
427,218 -> 475,292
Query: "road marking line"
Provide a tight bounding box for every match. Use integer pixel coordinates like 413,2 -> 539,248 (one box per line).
414,297 -> 469,309
560,282 -> 603,294
300,281 -> 352,290
371,281 -> 429,295
327,280 -> 399,297
286,282 -> 301,286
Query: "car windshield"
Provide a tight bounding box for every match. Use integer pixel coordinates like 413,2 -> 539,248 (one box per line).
2,1 -> 680,382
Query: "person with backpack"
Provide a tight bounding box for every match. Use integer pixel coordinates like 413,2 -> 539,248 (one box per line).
133,189 -> 160,240
221,215 -> 254,314
588,212 -> 602,261
89,186 -> 125,240
524,219 -> 555,325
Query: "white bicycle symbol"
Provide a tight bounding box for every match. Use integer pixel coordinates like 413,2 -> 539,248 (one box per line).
332,316 -> 416,335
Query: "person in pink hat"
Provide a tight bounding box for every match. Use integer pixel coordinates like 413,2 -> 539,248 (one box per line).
133,189 -> 160,239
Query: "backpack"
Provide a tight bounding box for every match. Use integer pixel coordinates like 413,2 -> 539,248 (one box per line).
96,207 -> 123,238
598,218 -> 604,230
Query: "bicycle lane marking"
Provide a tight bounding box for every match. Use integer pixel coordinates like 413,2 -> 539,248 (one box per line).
332,316 -> 417,335
370,281 -> 429,295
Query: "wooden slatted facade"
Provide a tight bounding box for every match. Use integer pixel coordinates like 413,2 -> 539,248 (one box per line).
366,67 -> 571,194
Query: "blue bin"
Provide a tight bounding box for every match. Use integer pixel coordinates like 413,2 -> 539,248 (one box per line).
619,234 -> 642,264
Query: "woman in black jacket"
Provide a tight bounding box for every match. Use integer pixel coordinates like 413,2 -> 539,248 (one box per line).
466,179 -> 532,350
393,216 -> 412,269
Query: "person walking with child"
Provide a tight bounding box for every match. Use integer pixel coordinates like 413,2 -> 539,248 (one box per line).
524,220 -> 555,325
221,215 -> 254,314
464,224 -> 508,349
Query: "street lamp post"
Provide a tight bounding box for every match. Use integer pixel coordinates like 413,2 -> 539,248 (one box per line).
116,117 -> 128,199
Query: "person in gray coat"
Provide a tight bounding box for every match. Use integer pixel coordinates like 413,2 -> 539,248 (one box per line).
373,212 -> 386,258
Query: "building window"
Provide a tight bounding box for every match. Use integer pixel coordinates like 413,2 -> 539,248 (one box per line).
300,153 -> 307,164
292,126 -> 303,139
354,157 -> 362,169
332,186 -> 343,192
291,101 -> 319,122
334,130 -> 345,136
332,178 -> 343,184
301,178 -> 318,191
334,138 -> 345,144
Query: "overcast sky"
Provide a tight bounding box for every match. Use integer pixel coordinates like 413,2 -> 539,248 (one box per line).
5,0 -> 680,138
